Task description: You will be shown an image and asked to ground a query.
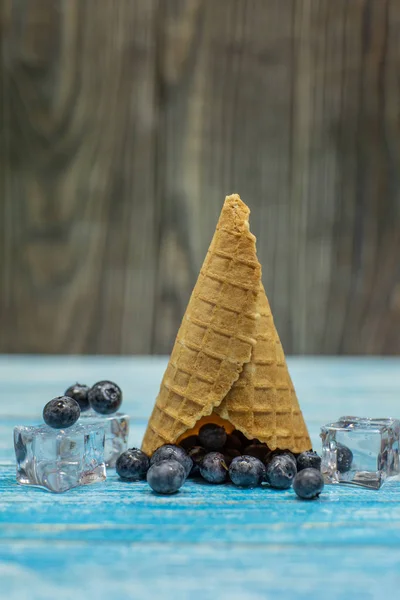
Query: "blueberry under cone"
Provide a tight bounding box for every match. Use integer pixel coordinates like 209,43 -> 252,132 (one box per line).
141,195 -> 311,456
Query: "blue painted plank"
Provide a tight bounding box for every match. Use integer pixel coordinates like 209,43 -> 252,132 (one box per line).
0,356 -> 399,420
1,462 -> 400,544
1,542 -> 400,600
0,356 -> 400,600
1,478 -> 400,546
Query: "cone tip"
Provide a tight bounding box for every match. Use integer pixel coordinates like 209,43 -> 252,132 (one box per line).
224,193 -> 248,211
220,194 -> 251,233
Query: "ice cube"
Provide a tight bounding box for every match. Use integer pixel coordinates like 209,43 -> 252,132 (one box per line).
320,416 -> 400,489
14,422 -> 106,493
79,411 -> 130,467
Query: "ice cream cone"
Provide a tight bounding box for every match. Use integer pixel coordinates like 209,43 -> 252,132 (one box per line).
142,194 -> 311,456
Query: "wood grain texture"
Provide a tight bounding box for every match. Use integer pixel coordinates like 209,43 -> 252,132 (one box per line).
1,0 -> 400,355
1,0 -> 158,354
1,356 -> 400,599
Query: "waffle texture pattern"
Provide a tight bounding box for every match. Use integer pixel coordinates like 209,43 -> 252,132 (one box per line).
142,195 -> 311,455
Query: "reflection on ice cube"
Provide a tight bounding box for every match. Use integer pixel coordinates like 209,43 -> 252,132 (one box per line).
14,422 -> 106,493
79,411 -> 130,467
320,416 -> 400,489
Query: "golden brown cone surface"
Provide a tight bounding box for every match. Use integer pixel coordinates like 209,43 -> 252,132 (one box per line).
141,194 -> 311,456
215,283 -> 311,451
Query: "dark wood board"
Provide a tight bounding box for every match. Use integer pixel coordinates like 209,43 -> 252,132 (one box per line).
1,0 -> 399,354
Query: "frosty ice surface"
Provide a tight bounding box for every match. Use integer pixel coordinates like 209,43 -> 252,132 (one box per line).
14,422 -> 106,493
80,411 -> 129,467
320,416 -> 400,489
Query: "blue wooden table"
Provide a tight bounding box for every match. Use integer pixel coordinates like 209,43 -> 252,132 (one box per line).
0,356 -> 399,600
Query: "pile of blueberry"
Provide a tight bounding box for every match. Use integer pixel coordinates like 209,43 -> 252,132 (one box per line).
42,381 -> 123,429
116,423 -> 324,500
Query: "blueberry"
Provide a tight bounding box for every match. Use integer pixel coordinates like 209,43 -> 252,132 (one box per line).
224,448 -> 242,466
179,435 -> 200,451
198,424 -> 227,450
147,459 -> 186,494
293,468 -> 324,499
64,383 -> 91,412
88,381 -> 122,415
150,444 -> 192,478
231,429 -> 248,447
283,451 -> 297,468
200,452 -> 228,484
337,443 -> 353,473
224,433 -> 243,451
225,448 -> 242,459
229,455 -> 266,488
297,450 -> 321,472
116,448 -> 150,481
249,438 -> 262,445
265,450 -> 297,469
266,454 -> 297,489
243,444 -> 270,462
188,446 -> 207,477
43,396 -> 81,429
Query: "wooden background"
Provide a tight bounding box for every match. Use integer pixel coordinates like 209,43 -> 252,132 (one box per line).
1,0 -> 399,356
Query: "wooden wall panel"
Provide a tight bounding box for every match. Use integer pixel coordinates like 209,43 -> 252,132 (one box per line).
1,0 -> 158,353
1,0 -> 399,355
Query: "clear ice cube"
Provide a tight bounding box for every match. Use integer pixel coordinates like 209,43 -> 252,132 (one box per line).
79,411 -> 130,467
320,416 -> 400,489
14,422 -> 106,493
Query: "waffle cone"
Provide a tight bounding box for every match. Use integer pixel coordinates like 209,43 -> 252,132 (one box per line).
142,194 -> 311,456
